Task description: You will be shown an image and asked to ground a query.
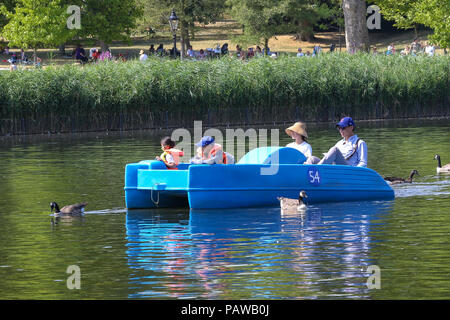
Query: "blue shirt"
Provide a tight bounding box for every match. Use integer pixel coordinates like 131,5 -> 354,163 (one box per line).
335,134 -> 368,167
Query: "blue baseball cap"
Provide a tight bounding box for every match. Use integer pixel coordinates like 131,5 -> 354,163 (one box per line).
195,136 -> 215,147
336,117 -> 355,128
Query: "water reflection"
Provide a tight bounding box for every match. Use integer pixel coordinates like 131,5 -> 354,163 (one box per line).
125,200 -> 393,299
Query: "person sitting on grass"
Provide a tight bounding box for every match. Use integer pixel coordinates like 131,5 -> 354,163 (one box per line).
32,54 -> 42,68
75,44 -> 88,64
139,49 -> 148,62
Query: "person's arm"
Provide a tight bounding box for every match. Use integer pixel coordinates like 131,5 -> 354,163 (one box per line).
304,144 -> 312,158
356,141 -> 368,167
164,154 -> 177,168
202,149 -> 224,164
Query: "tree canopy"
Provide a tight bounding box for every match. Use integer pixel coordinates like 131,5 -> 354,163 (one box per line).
227,0 -> 330,52
374,0 -> 450,47
0,0 -> 72,49
0,0 -> 143,49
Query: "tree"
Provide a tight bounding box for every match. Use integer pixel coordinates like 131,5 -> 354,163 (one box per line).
374,0 -> 450,48
413,0 -> 450,49
0,0 -> 74,62
70,0 -> 143,50
0,0 -> 17,29
227,0 -> 326,54
139,0 -> 225,58
372,0 -> 421,36
342,0 -> 369,52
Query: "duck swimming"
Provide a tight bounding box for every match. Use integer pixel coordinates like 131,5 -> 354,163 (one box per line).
384,169 -> 419,185
50,202 -> 88,215
434,154 -> 450,174
278,191 -> 308,211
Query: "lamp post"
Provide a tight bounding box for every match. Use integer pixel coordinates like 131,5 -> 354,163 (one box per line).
169,9 -> 179,58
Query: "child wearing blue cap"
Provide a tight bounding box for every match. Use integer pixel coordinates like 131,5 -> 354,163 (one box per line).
189,136 -> 235,164
314,117 -> 368,167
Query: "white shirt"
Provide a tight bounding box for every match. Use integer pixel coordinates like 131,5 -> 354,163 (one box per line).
139,53 -> 148,61
334,134 -> 367,167
164,153 -> 174,164
286,141 -> 312,158
297,52 -> 304,57
425,45 -> 435,56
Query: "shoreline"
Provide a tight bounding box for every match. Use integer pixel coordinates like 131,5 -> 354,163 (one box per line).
1,116 -> 448,142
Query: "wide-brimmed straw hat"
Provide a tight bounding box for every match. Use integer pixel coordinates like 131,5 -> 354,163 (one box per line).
285,122 -> 308,139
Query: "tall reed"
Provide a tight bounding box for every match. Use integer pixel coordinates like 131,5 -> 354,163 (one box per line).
0,53 -> 448,134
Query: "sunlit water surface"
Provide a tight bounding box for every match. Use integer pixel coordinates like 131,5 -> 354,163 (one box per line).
0,119 -> 449,299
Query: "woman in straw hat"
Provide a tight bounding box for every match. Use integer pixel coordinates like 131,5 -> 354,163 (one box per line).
285,122 -> 312,158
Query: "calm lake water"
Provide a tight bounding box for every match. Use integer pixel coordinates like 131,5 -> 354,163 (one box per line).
0,119 -> 449,299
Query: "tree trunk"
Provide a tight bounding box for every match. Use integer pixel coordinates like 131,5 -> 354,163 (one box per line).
299,20 -> 315,42
58,44 -> 66,56
189,22 -> 195,40
342,0 -> 369,53
180,20 -> 190,60
264,38 -> 269,56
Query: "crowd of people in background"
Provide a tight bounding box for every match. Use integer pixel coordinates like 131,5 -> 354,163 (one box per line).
0,36 -> 443,71
373,38 -> 436,57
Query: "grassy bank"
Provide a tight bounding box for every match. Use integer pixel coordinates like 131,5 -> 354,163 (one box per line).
0,53 -> 449,135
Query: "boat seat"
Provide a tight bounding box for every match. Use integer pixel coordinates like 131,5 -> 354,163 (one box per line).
237,147 -> 307,165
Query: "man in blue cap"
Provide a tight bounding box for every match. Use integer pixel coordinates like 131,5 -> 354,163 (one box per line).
189,136 -> 235,164
315,117 -> 367,167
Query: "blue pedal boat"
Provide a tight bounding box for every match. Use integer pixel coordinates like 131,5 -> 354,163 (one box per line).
124,147 -> 394,209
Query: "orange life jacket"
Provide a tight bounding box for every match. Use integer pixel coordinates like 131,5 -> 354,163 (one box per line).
161,148 -> 184,169
204,144 -> 227,164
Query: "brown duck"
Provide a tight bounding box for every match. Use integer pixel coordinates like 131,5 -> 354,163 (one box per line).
384,170 -> 419,185
278,191 -> 308,211
50,202 -> 88,215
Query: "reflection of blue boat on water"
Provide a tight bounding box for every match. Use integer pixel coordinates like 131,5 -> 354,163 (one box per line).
125,200 -> 394,299
125,147 -> 394,210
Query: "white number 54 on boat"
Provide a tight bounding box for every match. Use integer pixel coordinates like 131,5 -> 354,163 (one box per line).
308,168 -> 321,186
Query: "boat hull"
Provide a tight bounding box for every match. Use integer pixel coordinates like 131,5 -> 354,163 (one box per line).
125,153 -> 394,210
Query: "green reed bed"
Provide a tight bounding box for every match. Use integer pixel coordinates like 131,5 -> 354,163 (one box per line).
0,53 -> 449,134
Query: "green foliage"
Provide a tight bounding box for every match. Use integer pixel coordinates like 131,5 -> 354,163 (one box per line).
0,54 -> 449,134
372,0 -> 420,30
0,0 -> 16,29
137,0 -> 225,39
413,0 -> 450,48
374,0 -> 450,47
0,0 -> 74,49
227,0 -> 330,50
0,0 -> 143,49
70,0 -> 144,45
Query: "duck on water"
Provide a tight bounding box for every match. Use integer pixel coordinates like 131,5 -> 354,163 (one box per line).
384,170 -> 419,185
50,202 -> 88,216
278,191 -> 308,212
434,154 -> 450,174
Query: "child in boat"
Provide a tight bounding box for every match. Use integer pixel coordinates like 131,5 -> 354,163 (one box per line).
155,136 -> 184,169
189,136 -> 235,164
